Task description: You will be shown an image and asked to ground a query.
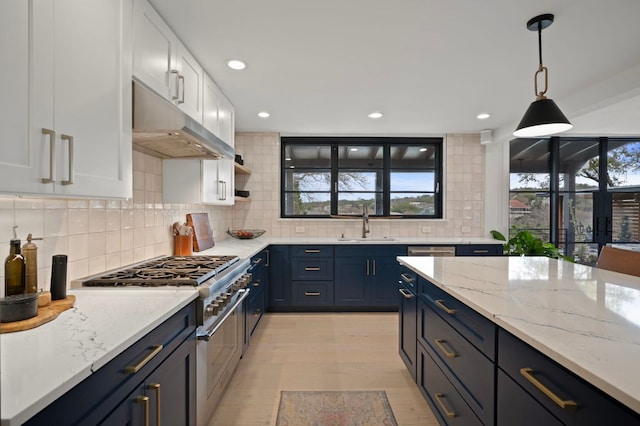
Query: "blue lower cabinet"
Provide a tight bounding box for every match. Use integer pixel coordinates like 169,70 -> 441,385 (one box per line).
246,285 -> 265,338
398,266 -> 417,380
268,245 -> 290,307
417,341 -> 483,426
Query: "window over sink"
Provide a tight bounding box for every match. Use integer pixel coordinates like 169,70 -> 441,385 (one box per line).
281,137 -> 443,218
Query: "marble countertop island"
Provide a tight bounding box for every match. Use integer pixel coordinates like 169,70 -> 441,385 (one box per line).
0,288 -> 198,426
397,255 -> 640,414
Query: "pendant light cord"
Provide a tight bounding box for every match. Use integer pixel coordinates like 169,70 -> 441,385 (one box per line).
538,22 -> 543,66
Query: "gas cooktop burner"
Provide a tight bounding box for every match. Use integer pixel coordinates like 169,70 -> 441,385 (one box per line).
82,255 -> 239,287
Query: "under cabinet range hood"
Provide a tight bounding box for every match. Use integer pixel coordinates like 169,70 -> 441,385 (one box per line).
132,82 -> 234,160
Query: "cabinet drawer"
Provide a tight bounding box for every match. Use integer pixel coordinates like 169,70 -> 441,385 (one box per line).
455,244 -> 503,256
419,277 -> 496,360
498,329 -> 639,426
417,342 -> 483,426
398,265 -> 417,293
497,369 -> 562,426
291,245 -> 334,257
247,286 -> 265,336
291,258 -> 334,280
292,282 -> 333,306
419,300 -> 494,425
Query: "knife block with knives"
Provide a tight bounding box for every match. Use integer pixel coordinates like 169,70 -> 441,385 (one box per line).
172,221 -> 194,256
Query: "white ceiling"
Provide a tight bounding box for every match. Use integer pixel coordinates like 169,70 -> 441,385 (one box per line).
148,0 -> 640,143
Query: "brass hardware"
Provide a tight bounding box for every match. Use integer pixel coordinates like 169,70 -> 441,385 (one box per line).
400,273 -> 415,284
124,344 -> 163,374
473,250 -> 489,254
534,64 -> 549,98
304,292 -> 321,296
137,395 -> 150,426
435,299 -> 457,315
304,249 -> 320,253
435,339 -> 457,358
304,267 -> 320,271
60,134 -> 74,185
170,70 -> 180,100
252,258 -> 263,265
434,393 -> 456,418
41,128 -> 56,183
177,74 -> 185,104
252,279 -> 261,287
372,259 -> 376,276
254,309 -> 261,317
366,259 -> 370,276
148,383 -> 161,425
398,288 -> 414,299
265,249 -> 270,266
520,368 -> 578,409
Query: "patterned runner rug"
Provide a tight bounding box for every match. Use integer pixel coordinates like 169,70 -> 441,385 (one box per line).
275,390 -> 398,426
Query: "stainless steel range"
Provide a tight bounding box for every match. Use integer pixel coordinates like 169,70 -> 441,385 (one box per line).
75,254 -> 252,425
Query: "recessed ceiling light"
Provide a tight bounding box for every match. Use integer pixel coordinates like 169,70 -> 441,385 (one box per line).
368,112 -> 383,119
258,111 -> 270,118
285,157 -> 292,161
477,112 -> 491,120
350,148 -> 358,152
419,148 -> 427,152
227,59 -> 246,70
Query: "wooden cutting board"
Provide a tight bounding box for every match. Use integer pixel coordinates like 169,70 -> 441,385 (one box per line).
186,213 -> 214,251
0,295 -> 76,334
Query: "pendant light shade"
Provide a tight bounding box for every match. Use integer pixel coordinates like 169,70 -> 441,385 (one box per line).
514,14 -> 572,138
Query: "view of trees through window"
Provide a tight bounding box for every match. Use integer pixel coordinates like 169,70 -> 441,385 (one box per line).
510,137 -> 640,264
282,138 -> 442,218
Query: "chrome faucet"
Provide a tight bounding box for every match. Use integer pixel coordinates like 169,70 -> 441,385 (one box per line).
362,203 -> 370,238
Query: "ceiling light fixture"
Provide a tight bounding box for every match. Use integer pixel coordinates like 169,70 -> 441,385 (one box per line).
514,14 -> 572,138
368,112 -> 383,119
258,111 -> 270,118
477,113 -> 491,120
227,59 -> 246,70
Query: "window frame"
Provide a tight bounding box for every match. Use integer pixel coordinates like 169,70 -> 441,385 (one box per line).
281,137 -> 443,219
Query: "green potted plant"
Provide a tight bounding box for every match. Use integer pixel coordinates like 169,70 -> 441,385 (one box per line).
491,228 -> 573,261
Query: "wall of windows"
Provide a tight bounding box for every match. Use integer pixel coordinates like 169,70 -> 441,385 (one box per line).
509,137 -> 640,264
281,137 -> 443,218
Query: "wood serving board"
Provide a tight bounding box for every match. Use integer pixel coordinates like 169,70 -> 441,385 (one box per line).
186,213 -> 214,251
0,295 -> 76,334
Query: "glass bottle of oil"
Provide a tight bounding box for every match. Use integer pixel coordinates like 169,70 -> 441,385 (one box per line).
5,238 -> 26,296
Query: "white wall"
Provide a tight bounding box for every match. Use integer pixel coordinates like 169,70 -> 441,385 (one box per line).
232,132 -> 487,239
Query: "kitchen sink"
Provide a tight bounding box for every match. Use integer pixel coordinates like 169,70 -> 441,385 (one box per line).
337,237 -> 396,242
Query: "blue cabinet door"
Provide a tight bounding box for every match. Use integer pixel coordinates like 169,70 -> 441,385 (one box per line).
334,256 -> 369,306
399,275 -> 417,380
370,255 -> 401,307
268,245 -> 290,307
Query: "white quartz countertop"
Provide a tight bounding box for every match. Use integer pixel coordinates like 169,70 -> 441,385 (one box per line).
196,236 -> 500,259
397,255 -> 640,414
0,288 -> 198,426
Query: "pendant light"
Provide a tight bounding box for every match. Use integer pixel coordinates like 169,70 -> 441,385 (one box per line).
514,14 -> 572,138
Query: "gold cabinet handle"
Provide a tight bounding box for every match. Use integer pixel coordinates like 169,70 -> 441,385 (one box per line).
434,339 -> 457,358
304,292 -> 321,296
366,259 -> 370,276
137,395 -> 150,426
60,134 -> 74,185
41,128 -> 56,183
125,344 -> 163,374
304,267 -> 320,271
400,273 -> 415,284
435,299 -> 457,315
520,368 -> 578,409
252,279 -> 261,287
252,257 -> 263,265
304,249 -> 320,253
473,249 -> 489,254
177,74 -> 185,104
398,288 -> 414,299
265,249 -> 270,266
434,393 -> 456,418
372,259 -> 376,276
170,70 -> 180,101
254,308 -> 262,317
148,383 -> 161,426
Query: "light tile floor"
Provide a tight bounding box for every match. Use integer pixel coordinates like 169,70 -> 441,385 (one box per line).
208,312 -> 439,426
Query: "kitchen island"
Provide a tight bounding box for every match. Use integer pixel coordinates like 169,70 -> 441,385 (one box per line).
398,255 -> 640,423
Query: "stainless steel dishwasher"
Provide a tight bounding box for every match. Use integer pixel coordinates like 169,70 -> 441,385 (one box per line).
407,246 -> 456,256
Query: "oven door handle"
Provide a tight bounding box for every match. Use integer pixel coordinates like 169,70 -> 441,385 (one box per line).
197,289 -> 251,341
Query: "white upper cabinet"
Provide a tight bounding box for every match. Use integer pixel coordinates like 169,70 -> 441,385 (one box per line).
163,159 -> 234,206
0,0 -> 132,198
218,94 -> 236,148
133,0 -> 203,123
203,74 -> 221,136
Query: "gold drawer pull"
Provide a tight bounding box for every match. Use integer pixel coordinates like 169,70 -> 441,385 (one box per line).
398,288 -> 414,299
304,292 -> 321,296
304,249 -> 321,253
435,299 -> 457,315
137,395 -> 150,426
254,309 -> 262,317
400,273 -> 415,283
125,344 -> 163,374
252,257 -> 263,265
148,383 -> 161,425
473,249 -> 489,253
252,279 -> 261,287
434,393 -> 456,418
304,267 -> 321,271
435,339 -> 457,358
520,367 -> 578,409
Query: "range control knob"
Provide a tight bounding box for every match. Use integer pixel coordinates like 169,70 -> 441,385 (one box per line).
205,303 -> 219,316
